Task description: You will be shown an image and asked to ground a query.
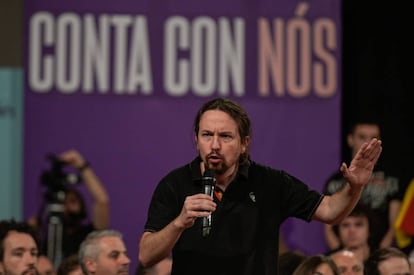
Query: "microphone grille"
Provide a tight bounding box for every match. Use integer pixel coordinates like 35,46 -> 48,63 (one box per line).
203,169 -> 215,178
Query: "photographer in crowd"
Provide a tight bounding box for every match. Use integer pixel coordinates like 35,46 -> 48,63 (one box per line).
29,149 -> 110,260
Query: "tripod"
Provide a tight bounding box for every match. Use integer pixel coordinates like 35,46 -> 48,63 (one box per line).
45,191 -> 66,268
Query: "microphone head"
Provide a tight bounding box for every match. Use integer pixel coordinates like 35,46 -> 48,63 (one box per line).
203,169 -> 215,178
202,169 -> 216,188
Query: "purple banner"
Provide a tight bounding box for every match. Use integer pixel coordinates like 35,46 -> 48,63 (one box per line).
24,0 -> 341,270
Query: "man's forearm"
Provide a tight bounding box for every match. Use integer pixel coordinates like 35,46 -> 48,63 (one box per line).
81,168 -> 109,203
314,183 -> 364,224
82,168 -> 110,228
329,183 -> 364,223
139,218 -> 186,267
331,184 -> 363,224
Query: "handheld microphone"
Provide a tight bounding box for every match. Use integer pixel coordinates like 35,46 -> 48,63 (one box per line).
201,169 -> 216,237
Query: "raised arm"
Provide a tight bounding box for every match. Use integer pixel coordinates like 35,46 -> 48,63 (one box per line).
139,193 -> 216,267
59,149 -> 110,229
313,138 -> 382,224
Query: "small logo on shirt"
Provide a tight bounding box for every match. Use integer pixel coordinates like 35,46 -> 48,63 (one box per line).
249,192 -> 256,202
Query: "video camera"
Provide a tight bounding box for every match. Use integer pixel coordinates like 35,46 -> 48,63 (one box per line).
41,153 -> 80,203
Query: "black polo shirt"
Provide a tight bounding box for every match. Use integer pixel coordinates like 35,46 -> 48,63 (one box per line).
144,157 -> 323,275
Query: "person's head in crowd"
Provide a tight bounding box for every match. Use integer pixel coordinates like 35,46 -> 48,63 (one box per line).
0,219 -> 40,275
135,256 -> 172,275
365,247 -> 411,275
332,203 -> 372,261
56,255 -> 82,275
292,254 -> 340,275
278,251 -> 307,275
330,250 -> 364,275
347,120 -> 381,158
37,255 -> 55,275
193,97 -> 252,172
78,230 -> 130,275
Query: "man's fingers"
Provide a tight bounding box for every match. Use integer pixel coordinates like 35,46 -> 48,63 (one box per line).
364,139 -> 383,162
340,162 -> 348,174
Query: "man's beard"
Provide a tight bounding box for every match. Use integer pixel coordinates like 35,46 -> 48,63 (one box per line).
4,265 -> 36,275
205,159 -> 228,176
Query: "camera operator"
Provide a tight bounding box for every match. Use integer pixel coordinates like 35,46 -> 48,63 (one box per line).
29,149 -> 110,259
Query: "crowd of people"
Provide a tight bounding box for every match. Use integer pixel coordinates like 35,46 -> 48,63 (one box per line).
1,98 -> 413,275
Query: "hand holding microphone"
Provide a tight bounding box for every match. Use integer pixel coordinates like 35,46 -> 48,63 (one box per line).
201,169 -> 216,237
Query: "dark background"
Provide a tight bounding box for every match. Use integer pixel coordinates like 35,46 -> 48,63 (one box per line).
341,1 -> 413,191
